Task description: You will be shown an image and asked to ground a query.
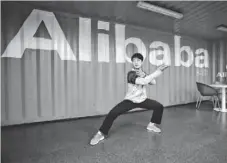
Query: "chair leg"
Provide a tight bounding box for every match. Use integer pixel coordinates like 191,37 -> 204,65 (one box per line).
196,96 -> 200,108
197,96 -> 202,109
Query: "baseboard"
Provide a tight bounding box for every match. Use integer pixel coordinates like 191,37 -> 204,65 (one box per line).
2,101 -> 201,128
165,101 -> 197,108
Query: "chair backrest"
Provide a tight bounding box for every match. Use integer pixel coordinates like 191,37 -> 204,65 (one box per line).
196,82 -> 218,96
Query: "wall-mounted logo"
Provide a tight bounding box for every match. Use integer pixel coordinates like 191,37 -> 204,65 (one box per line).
216,65 -> 227,83
1,9 -> 209,68
216,72 -> 227,78
216,65 -> 227,78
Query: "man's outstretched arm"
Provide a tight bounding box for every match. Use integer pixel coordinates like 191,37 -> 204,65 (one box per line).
135,64 -> 169,85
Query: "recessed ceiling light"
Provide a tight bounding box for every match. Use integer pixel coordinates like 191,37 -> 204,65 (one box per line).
137,1 -> 183,19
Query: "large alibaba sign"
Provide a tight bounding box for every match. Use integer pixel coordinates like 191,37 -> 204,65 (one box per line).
1,9 -> 209,68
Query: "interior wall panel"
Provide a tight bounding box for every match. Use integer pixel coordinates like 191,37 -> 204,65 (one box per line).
219,41 -> 225,73
211,40 -> 227,83
1,2 -> 213,126
212,43 -> 217,82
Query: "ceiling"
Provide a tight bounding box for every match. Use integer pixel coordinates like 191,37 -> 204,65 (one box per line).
12,1 -> 227,40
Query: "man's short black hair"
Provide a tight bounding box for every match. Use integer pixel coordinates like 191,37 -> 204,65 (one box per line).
131,53 -> 144,61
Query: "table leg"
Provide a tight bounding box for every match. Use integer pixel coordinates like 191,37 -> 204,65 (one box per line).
220,88 -> 227,113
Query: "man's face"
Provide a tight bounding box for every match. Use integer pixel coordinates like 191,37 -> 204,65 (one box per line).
132,58 -> 142,69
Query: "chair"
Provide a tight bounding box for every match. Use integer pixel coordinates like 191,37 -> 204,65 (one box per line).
196,82 -> 220,109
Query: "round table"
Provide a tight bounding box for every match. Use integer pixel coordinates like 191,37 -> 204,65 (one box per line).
210,84 -> 227,113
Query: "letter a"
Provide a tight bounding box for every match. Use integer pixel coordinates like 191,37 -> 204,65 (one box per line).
195,49 -> 209,68
1,9 -> 76,60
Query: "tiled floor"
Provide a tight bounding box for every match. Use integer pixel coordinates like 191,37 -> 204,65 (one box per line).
2,102 -> 227,163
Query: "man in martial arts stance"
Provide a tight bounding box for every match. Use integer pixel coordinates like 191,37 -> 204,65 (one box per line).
90,53 -> 169,145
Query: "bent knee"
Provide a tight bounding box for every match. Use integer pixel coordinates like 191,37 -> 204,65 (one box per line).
158,104 -> 164,110
109,109 -> 121,117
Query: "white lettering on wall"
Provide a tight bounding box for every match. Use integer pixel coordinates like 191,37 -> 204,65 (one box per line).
1,9 -> 210,69
79,17 -> 91,61
115,24 -> 126,63
115,25 -> 146,63
174,35 -> 194,67
149,41 -> 171,66
195,49 -> 209,68
197,69 -> 208,76
174,35 -> 181,66
98,21 -> 110,62
217,72 -> 227,78
1,9 -> 76,60
124,37 -> 147,63
179,46 -> 194,67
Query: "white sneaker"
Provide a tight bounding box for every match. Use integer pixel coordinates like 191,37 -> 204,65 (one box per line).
147,122 -> 161,133
90,131 -> 105,145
